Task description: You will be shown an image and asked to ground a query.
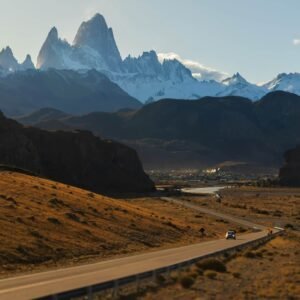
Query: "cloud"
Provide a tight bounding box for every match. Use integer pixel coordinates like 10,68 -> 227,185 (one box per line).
293,39 -> 300,45
157,52 -> 229,82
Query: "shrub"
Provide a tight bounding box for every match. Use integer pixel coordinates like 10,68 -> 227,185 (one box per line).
170,273 -> 178,282
232,272 -> 241,278
244,251 -> 256,258
196,259 -> 227,273
204,270 -> 217,279
285,223 -> 294,230
156,274 -> 166,284
65,212 -> 80,222
49,198 -> 64,207
47,217 -> 61,225
189,271 -> 198,279
30,230 -> 43,239
180,275 -> 195,288
254,251 -> 263,258
238,227 -> 247,233
197,268 -> 204,276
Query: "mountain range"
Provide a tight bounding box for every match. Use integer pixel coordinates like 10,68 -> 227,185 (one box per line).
17,91 -> 300,170
1,13 -> 300,104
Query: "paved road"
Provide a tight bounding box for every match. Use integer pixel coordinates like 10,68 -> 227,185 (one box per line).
181,186 -> 227,195
162,197 -> 266,230
0,197 -> 275,300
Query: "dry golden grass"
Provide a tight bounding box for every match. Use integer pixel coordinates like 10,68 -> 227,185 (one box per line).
128,198 -> 247,241
0,171 -> 238,277
138,233 -> 300,300
182,186 -> 300,229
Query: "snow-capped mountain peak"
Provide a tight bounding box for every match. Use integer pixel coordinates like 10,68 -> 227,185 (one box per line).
37,26 -> 73,70
162,58 -> 194,83
5,12 -> 300,103
222,72 -> 248,85
48,26 -> 59,41
263,72 -> 300,95
73,13 -> 122,71
0,46 -> 34,73
218,72 -> 267,100
0,46 -> 19,71
123,50 -> 163,76
22,54 -> 35,70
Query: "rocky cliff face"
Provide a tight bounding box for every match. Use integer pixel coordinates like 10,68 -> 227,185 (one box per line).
0,47 -> 34,73
0,112 -> 154,193
279,146 -> 300,186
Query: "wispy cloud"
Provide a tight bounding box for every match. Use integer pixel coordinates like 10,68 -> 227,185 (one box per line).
293,39 -> 300,45
158,52 -> 228,82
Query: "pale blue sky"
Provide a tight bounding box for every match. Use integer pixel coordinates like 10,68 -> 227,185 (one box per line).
0,0 -> 299,82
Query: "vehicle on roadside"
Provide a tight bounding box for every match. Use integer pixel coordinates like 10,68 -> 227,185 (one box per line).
225,230 -> 236,240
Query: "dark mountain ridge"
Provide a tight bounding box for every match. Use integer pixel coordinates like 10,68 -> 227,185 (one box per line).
0,111 -> 154,193
279,145 -> 300,186
18,91 -> 300,169
0,69 -> 142,117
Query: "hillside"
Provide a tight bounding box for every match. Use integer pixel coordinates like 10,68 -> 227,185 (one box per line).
18,91 -> 300,169
0,171 -> 184,275
279,145 -> 300,186
0,69 -> 142,117
0,170 -> 244,276
0,111 -> 154,193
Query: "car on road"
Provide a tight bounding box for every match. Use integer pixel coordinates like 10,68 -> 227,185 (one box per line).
225,230 -> 236,240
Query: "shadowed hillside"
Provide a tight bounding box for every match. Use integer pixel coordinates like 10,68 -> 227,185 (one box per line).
0,69 -> 142,116
279,145 -> 300,186
0,112 -> 154,193
0,171 -> 191,274
18,91 -> 300,169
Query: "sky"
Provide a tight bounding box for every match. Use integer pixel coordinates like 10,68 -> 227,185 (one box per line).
0,0 -> 299,83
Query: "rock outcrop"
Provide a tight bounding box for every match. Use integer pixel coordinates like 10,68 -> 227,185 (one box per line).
0,112 -> 154,193
279,146 -> 300,186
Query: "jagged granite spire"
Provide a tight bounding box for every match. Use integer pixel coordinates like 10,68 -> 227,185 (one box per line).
73,13 -> 122,71
0,46 -> 19,71
22,54 -> 35,70
37,27 -> 72,69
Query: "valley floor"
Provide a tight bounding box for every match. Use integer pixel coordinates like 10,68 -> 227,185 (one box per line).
1,172 -> 299,299
113,186 -> 300,300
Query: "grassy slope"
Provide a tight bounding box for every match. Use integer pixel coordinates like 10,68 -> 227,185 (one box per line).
0,171 -> 244,277
140,233 -> 300,300
182,186 -> 300,230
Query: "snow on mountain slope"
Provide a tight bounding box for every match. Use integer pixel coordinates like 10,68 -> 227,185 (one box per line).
158,52 -> 229,81
0,47 -> 34,73
263,73 -> 300,95
37,27 -> 88,70
112,73 -> 224,102
111,50 -> 224,101
36,13 -> 227,102
37,14 -> 121,72
73,13 -> 122,72
218,73 -> 267,100
4,13 -> 300,103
